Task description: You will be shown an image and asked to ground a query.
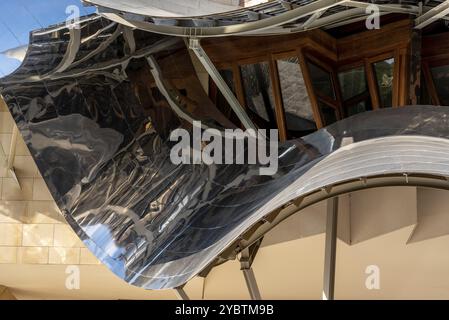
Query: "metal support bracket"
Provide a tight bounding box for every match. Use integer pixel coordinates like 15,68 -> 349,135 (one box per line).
188,37 -> 256,131
323,197 -> 338,300
174,284 -> 190,300
239,238 -> 263,300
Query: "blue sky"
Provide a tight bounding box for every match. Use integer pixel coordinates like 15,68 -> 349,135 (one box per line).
0,0 -> 96,76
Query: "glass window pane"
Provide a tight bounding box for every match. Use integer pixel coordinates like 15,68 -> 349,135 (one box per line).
420,73 -> 432,105
373,58 -> 394,108
338,67 -> 367,101
307,61 -> 336,99
430,64 -> 449,106
319,101 -> 337,126
346,100 -> 370,117
240,62 -> 275,122
216,69 -> 238,122
277,57 -> 316,135
220,69 -> 235,93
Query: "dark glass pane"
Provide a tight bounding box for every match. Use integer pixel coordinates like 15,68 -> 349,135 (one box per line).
277,57 -> 317,136
307,61 -> 336,99
240,62 -> 275,123
431,64 -> 449,106
373,58 -> 394,108
216,69 -> 238,122
220,69 -> 235,93
346,100 -> 370,117
338,67 -> 367,101
420,73 -> 432,105
319,101 -> 337,126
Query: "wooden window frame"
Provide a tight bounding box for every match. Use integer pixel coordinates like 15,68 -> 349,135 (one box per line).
270,51 -> 299,142
205,19 -> 415,135
302,50 -> 343,127
364,52 -> 397,109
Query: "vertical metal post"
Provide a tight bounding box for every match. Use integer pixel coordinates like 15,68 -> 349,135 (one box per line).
240,239 -> 263,300
242,268 -> 262,300
323,197 -> 338,300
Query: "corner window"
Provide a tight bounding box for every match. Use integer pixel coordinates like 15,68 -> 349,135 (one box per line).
240,62 -> 276,126
338,66 -> 372,117
373,58 -> 395,108
306,60 -> 338,126
307,61 -> 336,100
277,57 -> 316,137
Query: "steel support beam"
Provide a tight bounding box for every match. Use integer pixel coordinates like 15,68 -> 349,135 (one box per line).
416,0 -> 449,29
291,7 -> 364,32
302,10 -> 326,29
345,1 -> 420,14
240,238 -> 263,300
174,285 -> 190,300
323,197 -> 338,300
242,268 -> 262,300
189,38 -> 256,131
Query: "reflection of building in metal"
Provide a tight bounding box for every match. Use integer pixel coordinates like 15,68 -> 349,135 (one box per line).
2,0 -> 449,300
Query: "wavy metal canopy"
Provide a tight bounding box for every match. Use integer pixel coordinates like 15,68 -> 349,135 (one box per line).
2,15 -> 449,290
81,0 -> 449,37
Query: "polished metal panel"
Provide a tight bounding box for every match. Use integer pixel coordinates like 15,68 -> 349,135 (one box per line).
84,0 -> 422,37
2,16 -> 449,290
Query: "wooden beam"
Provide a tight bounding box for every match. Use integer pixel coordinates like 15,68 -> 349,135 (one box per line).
365,59 -> 380,110
337,19 -> 412,64
298,49 -> 324,128
269,56 -> 288,142
393,49 -> 401,107
408,30 -> 422,105
202,29 -> 337,69
423,31 -> 449,60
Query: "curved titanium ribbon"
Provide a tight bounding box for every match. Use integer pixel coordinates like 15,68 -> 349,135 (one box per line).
2,15 -> 449,289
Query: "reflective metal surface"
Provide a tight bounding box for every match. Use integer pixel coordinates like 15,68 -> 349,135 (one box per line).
85,0 -> 422,37
2,15 -> 449,290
